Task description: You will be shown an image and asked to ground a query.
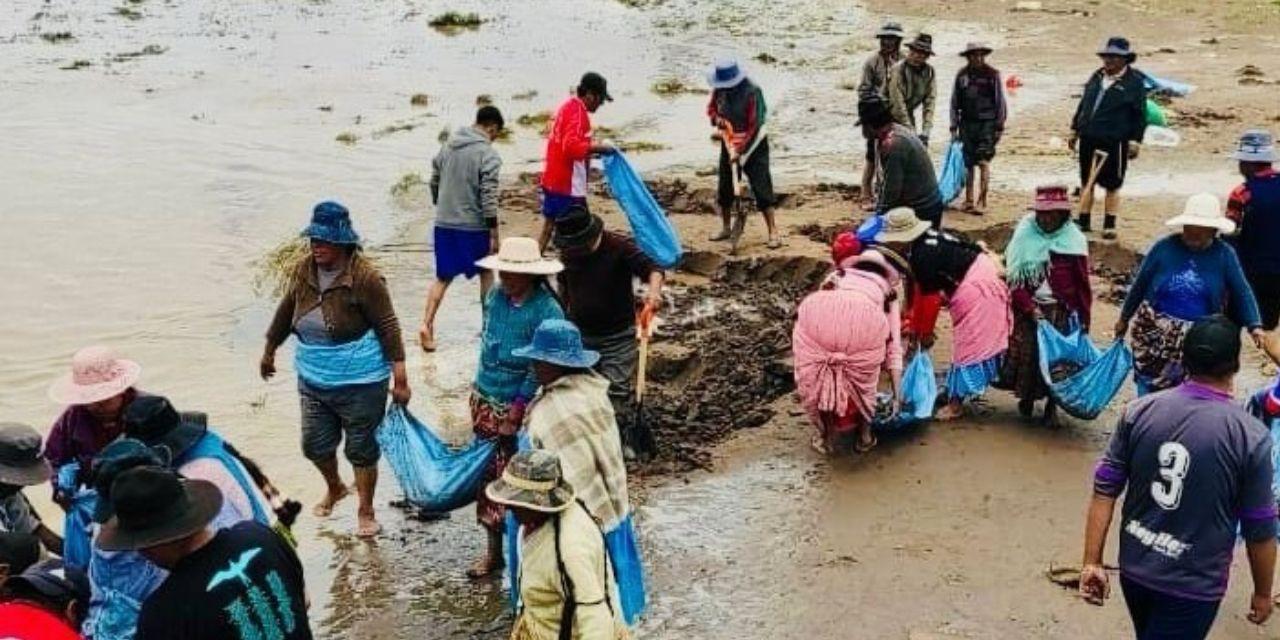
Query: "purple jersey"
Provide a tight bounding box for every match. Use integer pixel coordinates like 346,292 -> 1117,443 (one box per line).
1094,381 -> 1277,601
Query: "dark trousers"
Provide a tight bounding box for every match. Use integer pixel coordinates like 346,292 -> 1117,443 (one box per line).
1121,575 -> 1220,640
1246,270 -> 1280,330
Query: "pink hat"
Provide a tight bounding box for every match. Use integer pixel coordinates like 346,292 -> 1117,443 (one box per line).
47,346 -> 142,406
1034,184 -> 1073,212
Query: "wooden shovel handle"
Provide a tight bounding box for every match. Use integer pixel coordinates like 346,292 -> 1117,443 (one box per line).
1081,149 -> 1110,195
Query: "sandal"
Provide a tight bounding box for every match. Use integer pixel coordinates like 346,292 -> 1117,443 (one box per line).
853,434 -> 879,454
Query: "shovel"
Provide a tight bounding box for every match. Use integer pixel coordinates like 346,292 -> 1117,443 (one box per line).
1081,149 -> 1109,198
629,305 -> 658,461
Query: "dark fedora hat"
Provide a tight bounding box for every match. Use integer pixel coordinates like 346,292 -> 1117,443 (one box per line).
1097,36 -> 1136,61
0,423 -> 52,487
906,33 -> 934,55
552,205 -> 605,251
97,466 -> 222,552
89,437 -> 171,524
122,396 -> 207,462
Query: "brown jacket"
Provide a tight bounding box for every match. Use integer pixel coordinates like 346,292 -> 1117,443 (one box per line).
265,257 -> 406,362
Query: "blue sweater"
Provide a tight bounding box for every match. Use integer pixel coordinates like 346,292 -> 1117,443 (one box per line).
1120,235 -> 1262,328
474,286 -> 564,402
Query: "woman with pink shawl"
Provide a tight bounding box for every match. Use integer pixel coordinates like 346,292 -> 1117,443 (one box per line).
793,233 -> 904,454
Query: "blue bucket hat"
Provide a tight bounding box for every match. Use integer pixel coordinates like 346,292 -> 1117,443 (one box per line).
1097,36 -> 1136,61
707,58 -> 746,90
512,319 -> 601,369
303,201 -> 361,245
1232,129 -> 1276,163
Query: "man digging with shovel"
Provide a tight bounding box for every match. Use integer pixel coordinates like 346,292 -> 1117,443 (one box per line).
707,57 -> 779,253
554,206 -> 664,460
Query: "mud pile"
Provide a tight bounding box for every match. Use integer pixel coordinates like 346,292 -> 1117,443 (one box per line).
641,255 -> 829,472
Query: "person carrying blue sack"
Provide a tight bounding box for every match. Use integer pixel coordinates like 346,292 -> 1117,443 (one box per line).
261,201 -> 411,538
514,319 -> 647,626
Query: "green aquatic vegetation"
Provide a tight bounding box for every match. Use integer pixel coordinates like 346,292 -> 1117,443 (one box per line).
113,6 -> 143,20
428,12 -> 483,31
40,31 -> 74,43
475,94 -> 493,106
391,172 -> 426,196
335,132 -> 358,144
516,111 -> 552,128
60,59 -> 92,71
111,44 -> 167,62
410,93 -> 430,107
511,89 -> 538,101
650,78 -> 708,97
617,140 -> 668,153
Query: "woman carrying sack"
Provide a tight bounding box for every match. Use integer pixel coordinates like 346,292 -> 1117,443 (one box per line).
793,233 -> 905,453
1001,185 -> 1092,426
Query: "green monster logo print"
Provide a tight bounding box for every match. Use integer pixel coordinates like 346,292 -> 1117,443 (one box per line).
206,547 -> 298,640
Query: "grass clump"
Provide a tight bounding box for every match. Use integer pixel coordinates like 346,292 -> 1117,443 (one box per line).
60,59 -> 92,71
391,172 -> 426,196
754,52 -> 778,64
650,77 -> 708,97
410,93 -> 430,107
428,11 -> 483,31
251,237 -> 309,298
113,6 -> 144,20
40,31 -> 74,43
511,89 -> 538,101
516,111 -> 552,128
335,132 -> 358,145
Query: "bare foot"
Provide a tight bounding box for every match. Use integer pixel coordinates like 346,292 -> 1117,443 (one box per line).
935,404 -> 965,422
466,553 -> 504,579
313,485 -> 351,518
418,325 -> 436,353
709,228 -> 731,242
356,512 -> 381,538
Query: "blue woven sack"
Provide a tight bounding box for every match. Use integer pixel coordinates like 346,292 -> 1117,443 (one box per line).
937,140 -> 967,205
63,490 -> 96,572
602,152 -> 683,268
375,405 -> 496,512
1037,319 -> 1133,420
874,349 -> 938,430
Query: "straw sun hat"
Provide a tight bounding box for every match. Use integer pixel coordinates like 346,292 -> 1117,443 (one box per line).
475,237 -> 564,275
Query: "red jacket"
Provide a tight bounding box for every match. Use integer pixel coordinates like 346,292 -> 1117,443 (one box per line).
0,602 -> 82,640
540,96 -> 593,197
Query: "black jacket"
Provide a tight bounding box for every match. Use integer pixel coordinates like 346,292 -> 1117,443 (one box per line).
908,229 -> 981,296
1071,67 -> 1148,144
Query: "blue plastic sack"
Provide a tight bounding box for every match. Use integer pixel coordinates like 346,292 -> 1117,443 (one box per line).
375,405 -> 496,512
605,515 -> 647,626
855,215 -> 884,245
1037,318 -> 1133,420
602,152 -> 683,269
1143,73 -> 1194,98
875,349 -> 938,430
63,489 -> 97,572
937,140 -> 967,205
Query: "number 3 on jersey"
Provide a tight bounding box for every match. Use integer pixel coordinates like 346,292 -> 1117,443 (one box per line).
1151,442 -> 1190,510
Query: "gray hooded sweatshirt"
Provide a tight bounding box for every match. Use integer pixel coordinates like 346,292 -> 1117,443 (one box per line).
430,126 -> 502,231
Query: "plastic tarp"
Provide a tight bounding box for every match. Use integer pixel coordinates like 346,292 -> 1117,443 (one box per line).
1144,73 -> 1195,98
937,140 -> 967,205
602,152 -> 683,269
56,463 -> 94,572
85,548 -> 168,640
874,349 -> 938,430
1036,318 -> 1134,420
375,405 -> 496,513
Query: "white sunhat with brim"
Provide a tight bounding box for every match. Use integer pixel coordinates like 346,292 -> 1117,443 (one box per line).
48,346 -> 142,406
1165,193 -> 1236,234
1231,129 -> 1277,163
706,57 -> 747,90
475,237 -> 564,275
875,207 -> 932,244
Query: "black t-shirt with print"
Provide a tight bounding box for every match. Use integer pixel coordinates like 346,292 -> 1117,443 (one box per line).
136,521 -> 312,640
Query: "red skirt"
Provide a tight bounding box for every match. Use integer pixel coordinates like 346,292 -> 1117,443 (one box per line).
471,391 -> 519,530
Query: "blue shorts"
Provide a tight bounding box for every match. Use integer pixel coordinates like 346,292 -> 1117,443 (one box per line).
540,189 -> 588,221
434,226 -> 491,281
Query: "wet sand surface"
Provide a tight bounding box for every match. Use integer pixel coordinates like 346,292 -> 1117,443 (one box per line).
6,0 -> 1280,637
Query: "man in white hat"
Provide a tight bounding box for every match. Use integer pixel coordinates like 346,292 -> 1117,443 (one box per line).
45,346 -> 144,504
857,21 -> 905,210
1226,129 -> 1280,330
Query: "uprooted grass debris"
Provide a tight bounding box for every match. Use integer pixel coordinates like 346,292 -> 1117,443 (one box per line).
40,31 -> 74,43
650,78 -> 709,97
428,11 -> 483,31
335,132 -> 358,144
390,172 -> 426,196
113,6 -> 144,20
410,93 -> 430,107
111,44 -> 167,62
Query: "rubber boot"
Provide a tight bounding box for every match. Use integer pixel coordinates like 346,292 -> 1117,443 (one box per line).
1077,213 -> 1092,233
1102,215 -> 1117,240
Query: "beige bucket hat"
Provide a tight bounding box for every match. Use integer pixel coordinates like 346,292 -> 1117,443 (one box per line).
485,450 -> 576,513
475,237 -> 564,275
48,346 -> 142,406
874,207 -> 932,244
1165,193 -> 1236,234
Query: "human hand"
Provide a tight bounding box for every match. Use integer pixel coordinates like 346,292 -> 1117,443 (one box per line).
1113,319 -> 1129,341
490,232 -> 500,255
919,134 -> 930,147
1249,328 -> 1267,350
1128,143 -> 1140,160
1068,134 -> 1078,153
390,381 -> 412,405
919,332 -> 936,349
259,352 -> 276,381
1032,307 -> 1045,322
1249,592 -> 1273,625
1078,563 -> 1110,605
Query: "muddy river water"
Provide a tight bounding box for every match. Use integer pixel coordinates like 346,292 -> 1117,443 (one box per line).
1,1 -> 1268,638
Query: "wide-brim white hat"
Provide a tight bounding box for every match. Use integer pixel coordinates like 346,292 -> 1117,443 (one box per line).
1165,193 -> 1236,234
875,207 -> 932,244
475,237 -> 564,275
706,58 -> 747,90
48,346 -> 142,406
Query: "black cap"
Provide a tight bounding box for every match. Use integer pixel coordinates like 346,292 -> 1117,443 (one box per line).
1182,315 -> 1241,377
578,72 -> 613,102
